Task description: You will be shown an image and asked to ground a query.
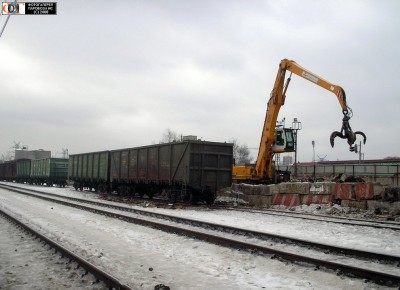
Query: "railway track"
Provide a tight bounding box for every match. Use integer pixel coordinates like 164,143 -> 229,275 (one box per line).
0,206 -> 133,290
75,186 -> 400,231
215,206 -> 400,231
3,182 -> 400,231
1,183 -> 400,287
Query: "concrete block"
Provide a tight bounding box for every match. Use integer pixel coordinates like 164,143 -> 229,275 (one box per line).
270,184 -> 280,194
310,182 -> 335,195
292,183 -> 311,194
372,183 -> 385,196
301,194 -> 332,205
278,183 -> 291,194
252,185 -> 264,195
272,193 -> 300,207
231,184 -> 275,196
278,182 -> 309,194
242,194 -> 272,207
231,183 -> 239,191
335,183 -> 376,200
240,184 -> 255,195
261,185 -> 274,196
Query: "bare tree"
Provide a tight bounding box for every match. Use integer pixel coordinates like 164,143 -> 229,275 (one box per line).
0,151 -> 12,163
160,128 -> 180,143
230,138 -> 253,165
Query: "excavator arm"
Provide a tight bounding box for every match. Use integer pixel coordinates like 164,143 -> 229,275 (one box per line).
246,59 -> 366,183
281,59 -> 349,112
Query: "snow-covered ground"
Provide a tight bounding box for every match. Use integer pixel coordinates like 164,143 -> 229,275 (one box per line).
0,216 -> 108,289
1,183 -> 399,289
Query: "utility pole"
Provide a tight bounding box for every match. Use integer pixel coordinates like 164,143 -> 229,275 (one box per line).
292,118 -> 302,178
312,140 -> 316,182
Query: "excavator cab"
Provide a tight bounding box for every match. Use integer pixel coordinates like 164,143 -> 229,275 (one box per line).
272,127 -> 295,152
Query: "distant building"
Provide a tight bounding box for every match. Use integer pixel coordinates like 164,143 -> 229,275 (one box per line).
290,158 -> 400,186
182,135 -> 198,141
282,156 -> 293,165
15,149 -> 51,160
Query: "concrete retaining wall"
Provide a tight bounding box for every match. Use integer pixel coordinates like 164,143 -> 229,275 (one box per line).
224,182 -> 393,209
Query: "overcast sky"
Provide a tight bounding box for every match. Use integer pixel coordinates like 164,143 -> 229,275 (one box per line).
1,0 -> 399,162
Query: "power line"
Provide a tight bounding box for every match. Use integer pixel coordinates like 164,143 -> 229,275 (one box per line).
0,15 -> 11,38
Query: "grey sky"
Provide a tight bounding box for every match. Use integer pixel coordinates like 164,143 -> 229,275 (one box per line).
1,0 -> 399,162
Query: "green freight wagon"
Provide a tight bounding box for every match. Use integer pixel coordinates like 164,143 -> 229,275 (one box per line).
30,158 -> 69,186
16,159 -> 31,183
68,151 -> 110,191
110,140 -> 233,204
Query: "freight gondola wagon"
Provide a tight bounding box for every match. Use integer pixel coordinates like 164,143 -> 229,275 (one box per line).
69,140 -> 233,204
68,151 -> 111,192
110,140 -> 233,204
16,159 -> 32,183
30,158 -> 69,186
0,160 -> 17,181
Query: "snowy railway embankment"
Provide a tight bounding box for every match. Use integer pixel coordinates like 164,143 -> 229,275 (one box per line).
1,182 -> 400,289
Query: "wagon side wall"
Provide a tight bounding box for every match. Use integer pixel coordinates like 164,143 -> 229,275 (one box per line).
187,142 -> 233,191
109,141 -> 233,191
0,160 -> 17,180
69,151 -> 110,183
49,158 -> 69,179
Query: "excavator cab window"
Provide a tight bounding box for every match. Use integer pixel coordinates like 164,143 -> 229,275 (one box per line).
276,130 -> 284,145
273,128 -> 295,152
284,129 -> 295,150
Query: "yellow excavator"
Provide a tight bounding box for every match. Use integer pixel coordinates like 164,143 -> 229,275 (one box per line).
233,59 -> 366,183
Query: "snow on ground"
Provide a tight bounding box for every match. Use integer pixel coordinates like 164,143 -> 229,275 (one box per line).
0,216 -> 108,289
10,182 -> 398,256
1,182 -> 399,289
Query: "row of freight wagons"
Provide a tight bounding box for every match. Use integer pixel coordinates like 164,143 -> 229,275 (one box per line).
0,158 -> 69,186
69,140 -> 233,204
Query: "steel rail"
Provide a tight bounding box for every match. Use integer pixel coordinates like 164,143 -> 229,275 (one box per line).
212,205 -> 400,230
262,207 -> 400,227
0,207 -> 133,290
